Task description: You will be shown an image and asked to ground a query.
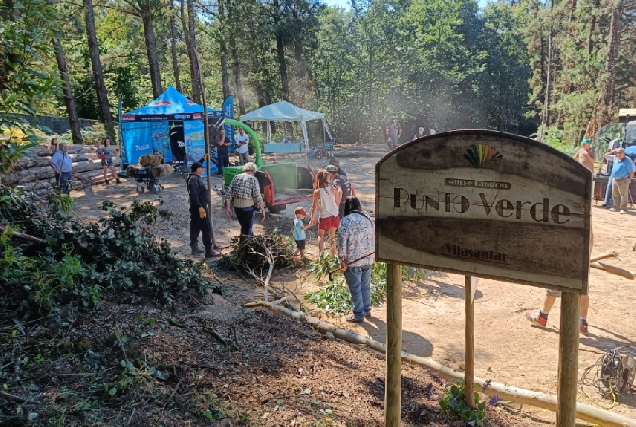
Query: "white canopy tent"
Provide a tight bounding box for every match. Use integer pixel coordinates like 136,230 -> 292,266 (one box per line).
240,101 -> 331,151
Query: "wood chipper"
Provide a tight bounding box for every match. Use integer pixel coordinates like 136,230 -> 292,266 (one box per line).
220,119 -> 315,213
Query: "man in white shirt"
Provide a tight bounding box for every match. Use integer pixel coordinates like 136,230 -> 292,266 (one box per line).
235,128 -> 250,165
49,143 -> 73,195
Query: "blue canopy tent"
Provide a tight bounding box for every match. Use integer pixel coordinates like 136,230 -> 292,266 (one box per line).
120,86 -> 224,170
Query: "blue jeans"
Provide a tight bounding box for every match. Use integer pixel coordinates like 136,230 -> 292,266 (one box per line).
604,180 -> 614,206
238,152 -> 250,165
344,265 -> 372,320
59,172 -> 72,195
234,206 -> 255,236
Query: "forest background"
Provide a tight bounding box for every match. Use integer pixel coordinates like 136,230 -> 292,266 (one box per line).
1,0 -> 635,152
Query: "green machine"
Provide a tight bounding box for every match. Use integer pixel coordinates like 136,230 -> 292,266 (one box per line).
222,119 -> 314,213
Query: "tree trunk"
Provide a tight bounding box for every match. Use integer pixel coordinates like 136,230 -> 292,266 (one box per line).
141,6 -> 163,98
84,0 -> 114,139
170,0 -> 182,92
183,0 -> 201,103
230,44 -> 245,114
50,4 -> 82,144
602,0 -> 623,107
217,0 -> 230,99
276,33 -> 290,101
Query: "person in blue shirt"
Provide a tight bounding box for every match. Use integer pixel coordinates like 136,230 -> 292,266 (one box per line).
292,206 -> 314,260
49,143 -> 73,195
605,147 -> 635,214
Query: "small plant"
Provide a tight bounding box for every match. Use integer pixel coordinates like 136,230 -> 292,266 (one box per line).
305,256 -> 427,315
439,380 -> 487,426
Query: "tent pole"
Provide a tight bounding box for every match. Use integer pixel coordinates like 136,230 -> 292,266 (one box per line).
194,49 -> 217,249
117,98 -> 124,176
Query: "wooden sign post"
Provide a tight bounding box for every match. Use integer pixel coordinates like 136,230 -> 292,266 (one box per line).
375,130 -> 592,427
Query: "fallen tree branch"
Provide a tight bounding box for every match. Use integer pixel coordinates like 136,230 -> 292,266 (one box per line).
590,262 -> 636,280
0,390 -> 31,403
245,300 -> 636,427
0,225 -> 45,244
205,326 -> 231,346
589,251 -> 618,263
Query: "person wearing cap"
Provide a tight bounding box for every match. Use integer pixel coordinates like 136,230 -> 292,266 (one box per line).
326,164 -> 355,218
187,162 -> 214,258
574,138 -> 596,172
388,118 -> 402,149
309,169 -> 341,256
225,162 -> 266,236
328,158 -> 346,176
292,206 -> 314,259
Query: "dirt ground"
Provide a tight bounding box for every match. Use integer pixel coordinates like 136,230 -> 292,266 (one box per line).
69,146 -> 636,424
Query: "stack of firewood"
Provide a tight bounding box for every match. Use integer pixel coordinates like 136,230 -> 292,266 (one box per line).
3,144 -> 121,194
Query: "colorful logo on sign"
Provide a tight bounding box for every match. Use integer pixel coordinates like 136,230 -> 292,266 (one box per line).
464,144 -> 503,168
192,113 -> 202,120
153,100 -> 172,106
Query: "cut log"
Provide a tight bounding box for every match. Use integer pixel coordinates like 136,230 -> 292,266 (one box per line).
245,300 -> 636,427
590,262 -> 636,280
589,251 -> 618,262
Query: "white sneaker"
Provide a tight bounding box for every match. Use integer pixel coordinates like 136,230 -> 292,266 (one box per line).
620,210 -> 627,214
609,208 -> 617,212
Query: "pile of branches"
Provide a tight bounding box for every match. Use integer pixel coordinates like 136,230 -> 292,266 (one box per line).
216,234 -> 296,274
0,185 -> 221,317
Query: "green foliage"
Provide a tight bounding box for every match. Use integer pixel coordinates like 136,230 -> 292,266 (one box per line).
439,380 -> 487,426
0,187 -> 219,314
305,255 -> 426,316
0,0 -> 57,176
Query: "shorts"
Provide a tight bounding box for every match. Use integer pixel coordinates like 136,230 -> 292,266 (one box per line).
319,215 -> 340,230
545,288 -> 587,298
295,239 -> 306,250
546,289 -> 561,297
101,159 -> 113,167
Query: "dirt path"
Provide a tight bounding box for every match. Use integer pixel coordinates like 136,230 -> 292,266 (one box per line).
69,147 -> 636,423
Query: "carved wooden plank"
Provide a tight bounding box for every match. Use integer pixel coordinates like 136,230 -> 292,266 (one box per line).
375,130 -> 592,293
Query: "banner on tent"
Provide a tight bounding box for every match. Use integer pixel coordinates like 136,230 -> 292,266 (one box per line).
184,120 -> 216,176
151,122 -> 171,163
223,96 -> 235,153
121,122 -> 153,165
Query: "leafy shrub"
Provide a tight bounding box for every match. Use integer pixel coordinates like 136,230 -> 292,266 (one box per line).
0,187 -> 221,315
304,255 -> 427,315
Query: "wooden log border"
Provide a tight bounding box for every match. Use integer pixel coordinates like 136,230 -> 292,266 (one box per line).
244,300 -> 636,427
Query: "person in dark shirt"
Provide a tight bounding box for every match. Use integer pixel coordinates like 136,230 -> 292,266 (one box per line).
187,162 -> 214,258
328,158 -> 346,176
216,129 -> 232,176
326,164 -> 355,217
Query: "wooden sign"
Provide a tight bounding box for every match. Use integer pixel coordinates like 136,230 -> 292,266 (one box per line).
375,130 -> 592,293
